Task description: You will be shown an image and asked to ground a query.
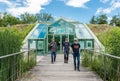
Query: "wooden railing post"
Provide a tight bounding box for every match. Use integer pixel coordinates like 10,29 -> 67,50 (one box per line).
118,60 -> 120,81
104,55 -> 106,81
28,39 -> 30,65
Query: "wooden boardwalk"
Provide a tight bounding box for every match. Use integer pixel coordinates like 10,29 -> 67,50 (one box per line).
20,54 -> 103,81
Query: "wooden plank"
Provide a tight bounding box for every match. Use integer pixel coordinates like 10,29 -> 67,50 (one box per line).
20,54 -> 103,81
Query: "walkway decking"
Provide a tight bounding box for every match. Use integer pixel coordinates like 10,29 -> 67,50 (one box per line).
20,54 -> 103,81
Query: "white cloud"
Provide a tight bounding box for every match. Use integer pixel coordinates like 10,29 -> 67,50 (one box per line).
60,0 -> 90,8
107,16 -> 112,23
96,8 -> 103,14
107,16 -> 112,21
100,0 -> 109,3
0,0 -> 51,16
96,0 -> 120,14
0,0 -> 12,7
102,7 -> 113,14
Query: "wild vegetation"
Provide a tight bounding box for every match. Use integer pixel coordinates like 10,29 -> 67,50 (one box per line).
0,12 -> 53,80
86,12 -> 120,80
0,24 -> 36,81
82,24 -> 120,81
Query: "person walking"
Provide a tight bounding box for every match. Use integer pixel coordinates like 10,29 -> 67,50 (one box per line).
49,38 -> 57,64
71,38 -> 81,71
63,38 -> 70,63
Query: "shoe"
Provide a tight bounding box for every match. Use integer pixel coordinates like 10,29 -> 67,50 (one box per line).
66,60 -> 68,63
74,68 -> 76,71
77,68 -> 80,71
64,60 -> 67,63
51,60 -> 54,64
64,60 -> 66,63
54,58 -> 56,62
51,62 -> 54,64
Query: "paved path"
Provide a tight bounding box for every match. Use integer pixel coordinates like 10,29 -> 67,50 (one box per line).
20,54 -> 103,81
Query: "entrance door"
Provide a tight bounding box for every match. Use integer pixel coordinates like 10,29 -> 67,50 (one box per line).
48,34 -> 74,54
54,35 -> 61,53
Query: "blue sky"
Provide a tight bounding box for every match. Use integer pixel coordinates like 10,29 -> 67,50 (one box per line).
0,0 -> 120,23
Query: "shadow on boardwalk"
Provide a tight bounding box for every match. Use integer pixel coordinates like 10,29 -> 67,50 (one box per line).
20,54 -> 103,81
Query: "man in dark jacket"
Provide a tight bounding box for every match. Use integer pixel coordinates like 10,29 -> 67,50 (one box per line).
49,38 -> 57,64
71,38 -> 80,71
63,38 -> 70,63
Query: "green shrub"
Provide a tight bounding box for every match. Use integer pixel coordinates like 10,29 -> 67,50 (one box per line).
82,51 -> 91,67
0,28 -> 22,81
0,28 -> 22,56
0,24 -> 35,81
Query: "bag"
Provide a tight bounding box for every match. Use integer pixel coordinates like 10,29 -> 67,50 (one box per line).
49,45 -> 52,50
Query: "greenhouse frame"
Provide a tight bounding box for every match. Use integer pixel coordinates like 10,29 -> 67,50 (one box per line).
28,18 -> 94,54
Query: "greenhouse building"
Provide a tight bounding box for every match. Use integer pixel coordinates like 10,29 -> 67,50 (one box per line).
27,18 -> 95,54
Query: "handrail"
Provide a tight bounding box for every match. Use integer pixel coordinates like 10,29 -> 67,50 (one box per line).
83,49 -> 120,81
0,49 -> 37,81
0,49 -> 35,59
87,49 -> 120,60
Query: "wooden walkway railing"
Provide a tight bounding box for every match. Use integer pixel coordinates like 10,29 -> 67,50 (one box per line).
0,50 -> 36,81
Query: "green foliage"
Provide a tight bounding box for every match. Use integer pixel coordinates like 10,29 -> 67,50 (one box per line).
20,13 -> 37,24
90,16 -> 97,24
98,27 -> 120,57
18,24 -> 35,39
0,13 -> 20,27
110,14 -> 120,27
21,51 -> 36,73
105,28 -> 120,56
0,28 -> 22,56
0,28 -> 22,81
96,14 -> 108,24
0,12 -> 53,27
90,14 -> 108,24
82,51 -> 119,80
0,24 -> 36,81
82,51 -> 91,67
36,13 -> 53,22
86,27 -> 120,80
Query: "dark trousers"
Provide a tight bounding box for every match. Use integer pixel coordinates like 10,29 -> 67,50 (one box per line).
64,50 -> 69,61
51,51 -> 56,62
73,53 -> 80,69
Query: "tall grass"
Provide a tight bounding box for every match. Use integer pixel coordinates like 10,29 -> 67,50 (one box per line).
0,28 -> 22,56
0,28 -> 22,81
82,27 -> 120,80
0,24 -> 36,81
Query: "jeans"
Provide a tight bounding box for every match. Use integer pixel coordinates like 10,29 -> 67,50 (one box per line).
64,50 -> 69,61
51,51 -> 56,62
73,53 -> 80,69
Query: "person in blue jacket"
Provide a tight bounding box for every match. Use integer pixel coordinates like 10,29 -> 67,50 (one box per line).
71,38 -> 81,71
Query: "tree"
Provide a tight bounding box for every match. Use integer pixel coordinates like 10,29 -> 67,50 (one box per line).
20,13 -> 37,24
90,16 -> 96,24
96,14 -> 108,24
110,15 -> 120,27
0,13 -> 19,27
36,13 -> 53,22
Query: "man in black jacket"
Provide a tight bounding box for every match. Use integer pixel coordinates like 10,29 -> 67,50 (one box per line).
71,38 -> 80,71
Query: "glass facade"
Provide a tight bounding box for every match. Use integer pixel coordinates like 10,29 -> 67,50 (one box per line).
48,19 -> 75,35
28,18 -> 94,54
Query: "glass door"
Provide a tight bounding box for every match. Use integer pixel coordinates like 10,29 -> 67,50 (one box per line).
54,35 -> 61,53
